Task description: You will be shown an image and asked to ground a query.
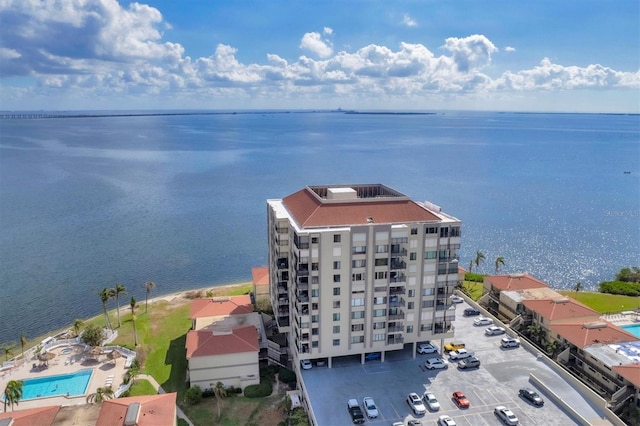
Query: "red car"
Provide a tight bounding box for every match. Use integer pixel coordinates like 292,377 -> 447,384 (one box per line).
452,391 -> 470,408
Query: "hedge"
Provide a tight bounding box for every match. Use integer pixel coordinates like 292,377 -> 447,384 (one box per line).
599,281 -> 640,296
244,381 -> 273,398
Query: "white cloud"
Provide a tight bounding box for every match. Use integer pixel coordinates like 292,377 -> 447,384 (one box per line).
299,32 -> 333,58
442,34 -> 497,72
323,27 -> 333,35
403,14 -> 417,27
505,46 -> 516,52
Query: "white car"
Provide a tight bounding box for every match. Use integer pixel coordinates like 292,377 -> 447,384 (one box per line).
473,316 -> 493,326
449,348 -> 473,360
438,414 -> 457,426
425,357 -> 449,369
417,342 -> 438,354
495,405 -> 519,425
423,392 -> 440,411
485,326 -> 506,336
300,359 -> 312,370
406,392 -> 427,415
501,336 -> 521,348
362,397 -> 378,418
450,295 -> 464,304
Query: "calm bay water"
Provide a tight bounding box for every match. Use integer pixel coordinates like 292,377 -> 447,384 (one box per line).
0,111 -> 638,346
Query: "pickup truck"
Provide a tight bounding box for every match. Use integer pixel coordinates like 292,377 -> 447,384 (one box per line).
347,399 -> 365,424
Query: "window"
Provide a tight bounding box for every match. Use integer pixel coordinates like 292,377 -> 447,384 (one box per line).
334,234 -> 341,243
333,313 -> 340,321
410,252 -> 417,261
373,333 -> 385,342
333,326 -> 340,333
352,298 -> 365,307
311,289 -> 319,297
312,341 -> 319,348
451,226 -> 460,237
406,325 -> 414,333
352,259 -> 366,268
312,328 -> 319,335
311,237 -> 318,244
422,288 -> 434,296
374,297 -> 386,305
373,309 -> 386,317
374,258 -> 388,266
408,302 -> 414,309
333,287 -> 340,296
312,303 -> 318,310
333,300 -> 341,308
425,226 -> 437,234
375,244 -> 388,253
440,227 -> 449,238
352,324 -> 364,332
352,273 -> 364,281
421,300 -> 434,308
333,275 -> 341,283
311,276 -> 319,284
312,262 -> 319,271
311,315 -> 319,323
353,245 -> 366,254
333,261 -> 341,270
374,271 -> 387,280
373,322 -> 386,329
408,289 -> 415,297
351,311 -> 365,319
351,336 -> 364,344
333,339 -> 340,346
424,251 -> 437,259
411,227 -> 418,235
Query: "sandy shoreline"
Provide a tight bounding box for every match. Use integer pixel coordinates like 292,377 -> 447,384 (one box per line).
143,281 -> 253,305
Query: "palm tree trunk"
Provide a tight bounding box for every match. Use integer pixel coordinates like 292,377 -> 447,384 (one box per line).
102,304 -> 112,330
115,295 -> 121,328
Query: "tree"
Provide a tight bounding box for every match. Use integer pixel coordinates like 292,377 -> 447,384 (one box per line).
124,358 -> 140,385
20,334 -> 27,360
616,267 -> 640,283
86,385 -> 114,403
1,344 -> 13,362
474,251 -> 485,272
130,297 -> 138,347
494,256 -> 505,274
81,323 -> 105,347
574,282 -> 583,294
73,319 -> 84,337
468,259 -> 473,273
527,324 -> 545,346
144,281 -> 156,313
114,283 -> 127,328
99,288 -> 115,330
3,380 -> 23,412
213,381 -> 227,419
185,385 -> 203,405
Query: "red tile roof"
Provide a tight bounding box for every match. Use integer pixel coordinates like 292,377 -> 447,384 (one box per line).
186,325 -> 259,358
95,393 -> 176,426
282,187 -> 440,228
613,364 -> 640,387
523,298 -> 600,322
0,405 -> 60,426
484,273 -> 549,291
251,266 -> 269,287
189,294 -> 253,319
549,322 -> 637,349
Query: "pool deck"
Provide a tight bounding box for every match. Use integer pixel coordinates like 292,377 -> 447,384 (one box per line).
0,344 -> 128,410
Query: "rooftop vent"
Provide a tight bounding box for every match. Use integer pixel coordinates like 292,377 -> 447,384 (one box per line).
124,402 -> 141,426
551,297 -> 570,304
583,322 -> 608,329
366,216 -> 374,223
327,187 -> 357,200
509,273 -> 526,278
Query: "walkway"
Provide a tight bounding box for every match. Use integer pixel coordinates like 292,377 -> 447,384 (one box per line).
138,374 -> 194,426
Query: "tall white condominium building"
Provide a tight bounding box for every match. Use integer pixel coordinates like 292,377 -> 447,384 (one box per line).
267,184 -> 461,366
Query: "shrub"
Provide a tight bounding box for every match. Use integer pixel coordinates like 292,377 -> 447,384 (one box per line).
599,281 -> 640,296
185,385 -> 203,405
227,386 -> 242,395
278,367 -> 296,384
244,382 -> 272,398
184,290 -> 202,299
177,419 -> 189,426
81,324 -> 105,347
291,407 -> 310,426
464,272 -> 485,283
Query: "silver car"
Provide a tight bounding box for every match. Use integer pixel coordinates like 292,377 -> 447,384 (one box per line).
406,392 -> 427,415
495,405 -> 519,425
362,397 -> 378,418
423,392 -> 440,411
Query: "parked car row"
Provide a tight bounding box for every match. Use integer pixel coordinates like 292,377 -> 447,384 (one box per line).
347,397 -> 381,423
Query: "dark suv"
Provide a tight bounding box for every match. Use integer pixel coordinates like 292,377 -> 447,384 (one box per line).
519,387 -> 544,406
463,307 -> 480,316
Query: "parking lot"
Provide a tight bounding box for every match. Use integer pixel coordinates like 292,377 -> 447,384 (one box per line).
300,301 -> 615,425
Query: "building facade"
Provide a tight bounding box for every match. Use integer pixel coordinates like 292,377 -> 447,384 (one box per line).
267,184 -> 461,367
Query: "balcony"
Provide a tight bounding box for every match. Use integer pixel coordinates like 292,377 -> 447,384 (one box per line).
297,282 -> 309,291
387,325 -> 404,333
390,248 -> 407,256
389,297 -> 405,308
390,273 -> 406,283
387,335 -> 404,345
389,311 -> 405,320
278,307 -> 289,316
433,323 -> 455,335
296,268 -> 309,277
390,260 -> 406,270
277,258 -> 289,269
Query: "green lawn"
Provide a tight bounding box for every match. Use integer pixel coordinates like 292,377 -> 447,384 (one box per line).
128,379 -> 158,396
558,290 -> 640,313
461,281 -> 483,300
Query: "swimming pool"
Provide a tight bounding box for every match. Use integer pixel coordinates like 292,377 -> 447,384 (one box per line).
622,324 -> 640,339
15,369 -> 93,400
59,347 -> 73,355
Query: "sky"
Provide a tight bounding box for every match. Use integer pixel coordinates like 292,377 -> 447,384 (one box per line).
0,0 -> 638,112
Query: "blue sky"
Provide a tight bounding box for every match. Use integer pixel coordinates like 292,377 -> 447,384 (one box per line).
0,0 -> 638,112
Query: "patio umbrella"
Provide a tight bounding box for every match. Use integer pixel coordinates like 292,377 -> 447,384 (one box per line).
86,346 -> 103,359
38,351 -> 55,364
107,350 -> 122,363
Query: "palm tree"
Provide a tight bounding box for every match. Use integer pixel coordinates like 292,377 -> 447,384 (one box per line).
3,380 -> 23,412
474,250 -> 486,272
1,344 -> 13,362
468,259 -> 473,273
130,297 -> 138,347
20,334 -> 27,360
100,288 -> 115,330
73,319 -> 84,337
86,385 -> 114,403
114,283 -> 127,328
494,256 -> 505,274
213,381 -> 227,419
574,282 -> 583,294
144,281 -> 156,313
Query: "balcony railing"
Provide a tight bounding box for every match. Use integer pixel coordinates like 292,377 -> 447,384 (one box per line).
389,286 -> 405,295
389,312 -> 405,320
389,299 -> 405,308
387,325 -> 404,333
387,335 -> 404,345
390,261 -> 406,270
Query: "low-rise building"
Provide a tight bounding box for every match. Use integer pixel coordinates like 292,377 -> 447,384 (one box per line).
252,266 -> 270,303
